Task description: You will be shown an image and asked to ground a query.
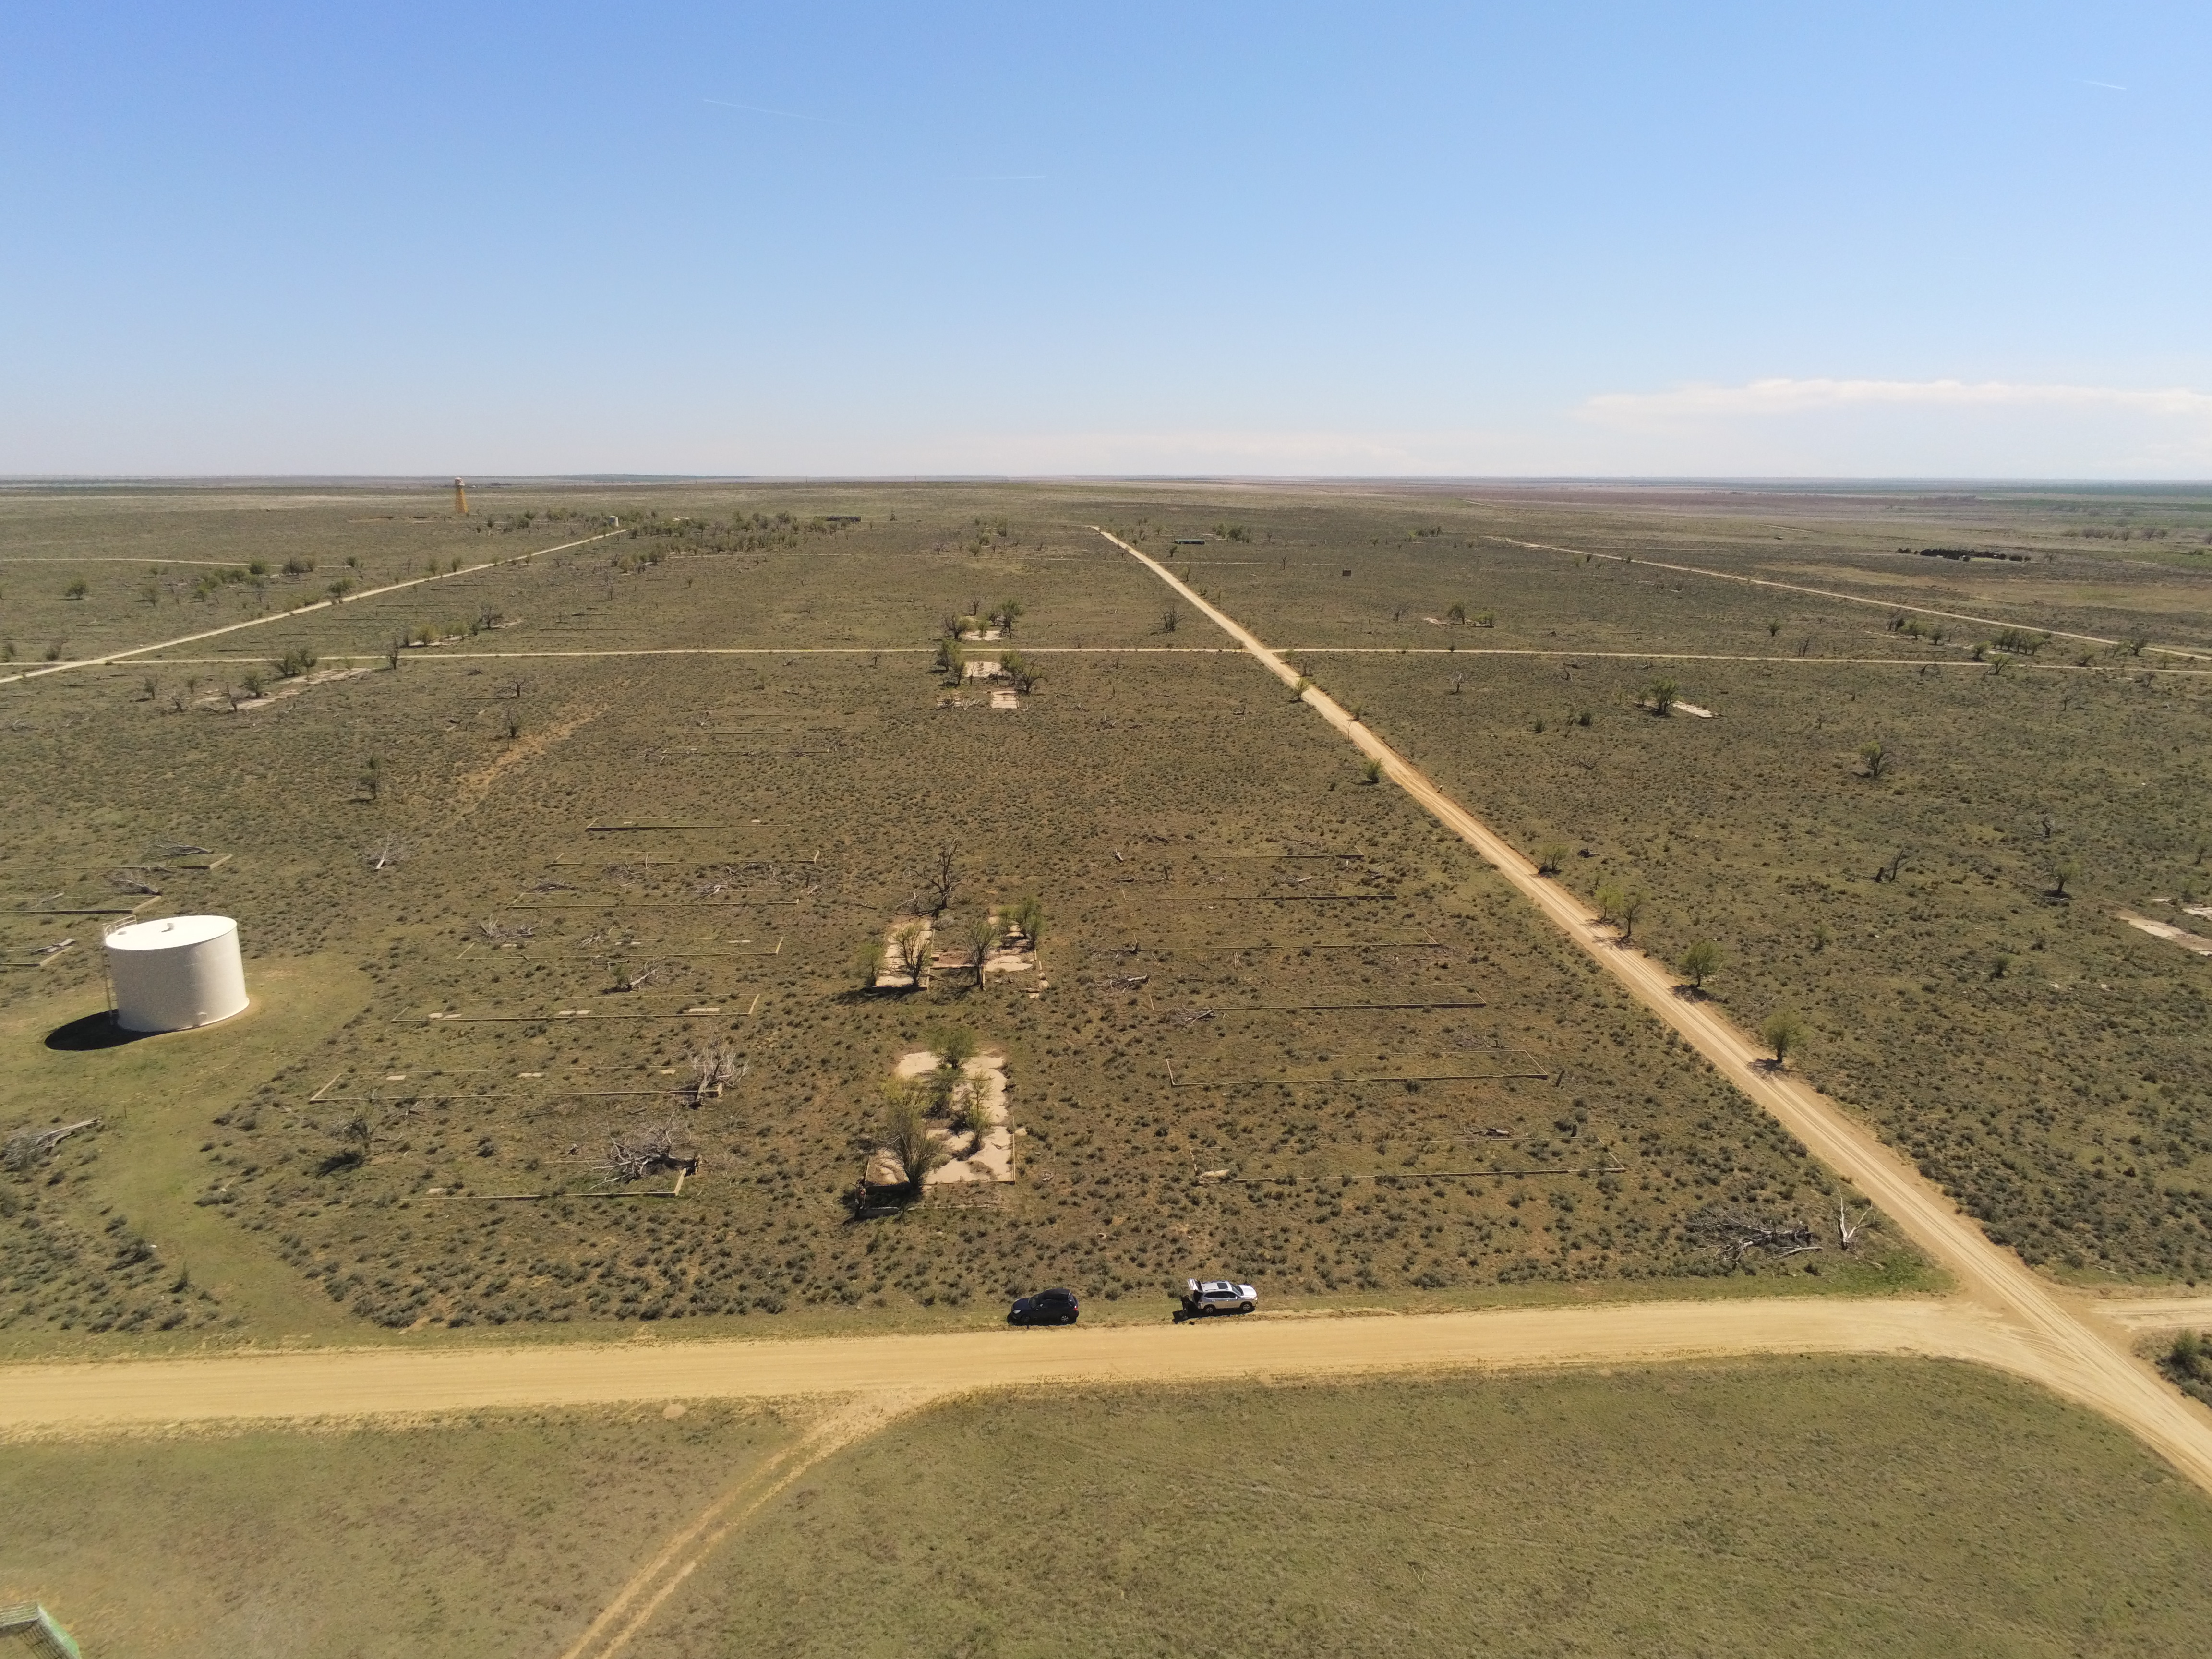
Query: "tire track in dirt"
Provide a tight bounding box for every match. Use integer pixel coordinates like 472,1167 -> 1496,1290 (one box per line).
1093,525 -> 2212,1494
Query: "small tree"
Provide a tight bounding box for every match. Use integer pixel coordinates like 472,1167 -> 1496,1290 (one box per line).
1002,650 -> 1042,694
1446,601 -> 1467,625
1678,939 -> 1722,991
1761,1010 -> 1807,1067
360,755 -> 382,802
855,936 -> 887,990
932,1023 -> 979,1076
1360,758 -> 1383,784
1644,678 -> 1679,716
1594,881 -> 1623,926
964,914 -> 998,984
1534,841 -> 1568,876
935,638 -> 965,683
2049,855 -> 2080,899
1615,883 -> 1648,941
1161,602 -> 1180,634
1009,894 -> 1046,952
995,598 -> 1024,636
1858,740 -> 1889,779
878,1085 -> 943,1197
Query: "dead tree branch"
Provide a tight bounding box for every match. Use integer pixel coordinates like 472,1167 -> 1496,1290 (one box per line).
3,1118 -> 100,1172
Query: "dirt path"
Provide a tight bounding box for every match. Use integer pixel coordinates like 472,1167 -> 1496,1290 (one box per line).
0,529 -> 621,685
1093,525 -> 2212,1494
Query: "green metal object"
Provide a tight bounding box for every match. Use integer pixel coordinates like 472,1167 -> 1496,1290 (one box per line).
0,1604 -> 83,1659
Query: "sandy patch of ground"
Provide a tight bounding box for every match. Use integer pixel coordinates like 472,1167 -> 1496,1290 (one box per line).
982,938 -> 1038,979
990,688 -> 1019,709
1672,700 -> 1716,719
452,706 -> 603,814
887,1050 -> 1013,1184
2119,911 -> 2212,956
962,658 -> 1002,680
958,627 -> 1003,642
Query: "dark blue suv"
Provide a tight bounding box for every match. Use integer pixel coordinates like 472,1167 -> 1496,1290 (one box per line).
1008,1286 -> 1080,1326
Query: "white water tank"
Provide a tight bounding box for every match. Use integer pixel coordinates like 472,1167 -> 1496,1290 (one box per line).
105,915 -> 249,1033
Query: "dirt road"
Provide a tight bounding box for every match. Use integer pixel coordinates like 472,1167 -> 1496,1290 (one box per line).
1094,526 -> 2212,1493
0,1297 -> 2051,1434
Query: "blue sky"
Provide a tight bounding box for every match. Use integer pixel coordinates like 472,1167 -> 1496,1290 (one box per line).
5,2 -> 2208,476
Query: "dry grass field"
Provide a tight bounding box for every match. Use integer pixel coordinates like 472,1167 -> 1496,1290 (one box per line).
7,476 -> 2207,1358
3,483 -> 1925,1347
11,1361 -> 2212,1659
5,479 -> 2212,1659
1124,484 -> 2212,1285
0,1399 -> 800,1658
635,1359 -> 2212,1659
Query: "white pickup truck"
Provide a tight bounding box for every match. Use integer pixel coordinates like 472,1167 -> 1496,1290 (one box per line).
1182,1278 -> 1258,1316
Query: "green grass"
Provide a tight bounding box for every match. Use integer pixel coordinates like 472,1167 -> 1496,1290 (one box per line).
0,1400 -> 799,1659
649,1359 -> 2212,1659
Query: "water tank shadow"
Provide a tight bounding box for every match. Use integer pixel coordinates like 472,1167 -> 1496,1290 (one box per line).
45,1011 -> 151,1051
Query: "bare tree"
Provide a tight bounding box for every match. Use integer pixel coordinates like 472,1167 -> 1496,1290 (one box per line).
892,922 -> 930,988
1690,1206 -> 1821,1266
1838,1201 -> 1875,1250
686,1042 -> 741,1103
364,840 -> 409,871
922,847 -> 959,915
597,1122 -> 693,1184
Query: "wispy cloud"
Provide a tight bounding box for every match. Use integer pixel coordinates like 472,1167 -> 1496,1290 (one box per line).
1581,377 -> 2212,423
2085,80 -> 2128,91
702,98 -> 837,124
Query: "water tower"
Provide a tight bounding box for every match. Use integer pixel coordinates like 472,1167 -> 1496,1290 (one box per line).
103,916 -> 249,1033
453,477 -> 469,515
